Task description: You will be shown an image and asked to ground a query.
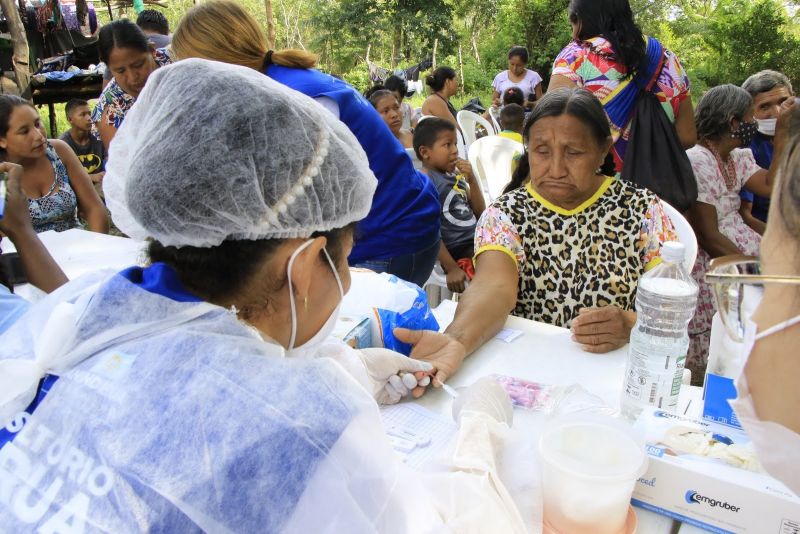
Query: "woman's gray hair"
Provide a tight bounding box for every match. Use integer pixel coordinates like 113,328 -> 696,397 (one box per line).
742,70 -> 793,98
695,84 -> 753,140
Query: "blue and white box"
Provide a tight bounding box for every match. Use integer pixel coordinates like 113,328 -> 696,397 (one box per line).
632,407 -> 800,533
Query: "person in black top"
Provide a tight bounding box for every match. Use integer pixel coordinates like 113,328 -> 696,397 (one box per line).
60,99 -> 106,196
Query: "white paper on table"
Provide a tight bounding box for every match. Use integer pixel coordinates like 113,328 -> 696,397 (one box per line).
494,328 -> 523,343
380,403 -> 457,469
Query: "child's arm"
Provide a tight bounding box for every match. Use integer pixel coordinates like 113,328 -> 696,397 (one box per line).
438,242 -> 467,293
455,159 -> 486,217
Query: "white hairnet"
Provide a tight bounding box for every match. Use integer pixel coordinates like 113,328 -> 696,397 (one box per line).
103,58 -> 377,248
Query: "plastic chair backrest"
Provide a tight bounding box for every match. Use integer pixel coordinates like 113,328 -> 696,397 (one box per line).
467,135 -> 524,201
405,147 -> 423,171
457,110 -> 496,153
660,200 -> 697,271
489,111 -> 501,135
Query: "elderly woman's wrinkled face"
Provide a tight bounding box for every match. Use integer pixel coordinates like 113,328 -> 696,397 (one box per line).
528,114 -> 610,210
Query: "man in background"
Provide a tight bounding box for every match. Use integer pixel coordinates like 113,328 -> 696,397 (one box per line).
740,70 -> 794,226
137,9 -> 171,49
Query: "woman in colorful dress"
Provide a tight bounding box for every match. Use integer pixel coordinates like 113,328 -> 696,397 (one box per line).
686,84 -> 794,382
549,0 -> 696,173
92,19 -> 171,150
393,89 -> 678,385
0,96 -> 108,234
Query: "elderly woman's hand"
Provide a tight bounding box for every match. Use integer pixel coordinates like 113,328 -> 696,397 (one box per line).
570,306 -> 636,353
393,327 -> 467,387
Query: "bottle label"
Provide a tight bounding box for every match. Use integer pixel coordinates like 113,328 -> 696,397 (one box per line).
624,342 -> 686,410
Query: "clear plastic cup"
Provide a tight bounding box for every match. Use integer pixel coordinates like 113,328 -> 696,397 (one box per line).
538,416 -> 648,534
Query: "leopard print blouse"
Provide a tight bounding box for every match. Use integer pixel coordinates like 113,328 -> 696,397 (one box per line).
474,178 -> 677,327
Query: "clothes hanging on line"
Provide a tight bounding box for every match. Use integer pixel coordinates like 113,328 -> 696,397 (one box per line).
367,57 -> 433,84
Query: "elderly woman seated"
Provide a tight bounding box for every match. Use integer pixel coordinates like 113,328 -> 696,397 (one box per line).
397,88 -> 678,384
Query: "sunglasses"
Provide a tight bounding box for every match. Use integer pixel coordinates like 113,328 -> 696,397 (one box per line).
705,255 -> 800,342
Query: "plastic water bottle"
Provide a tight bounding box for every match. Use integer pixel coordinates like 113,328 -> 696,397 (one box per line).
621,242 -> 698,420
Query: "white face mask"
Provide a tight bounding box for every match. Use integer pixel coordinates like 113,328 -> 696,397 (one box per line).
729,313 -> 800,495
756,117 -> 777,136
285,239 -> 345,356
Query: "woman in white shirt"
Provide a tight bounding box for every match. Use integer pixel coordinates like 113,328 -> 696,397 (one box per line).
491,46 -> 543,109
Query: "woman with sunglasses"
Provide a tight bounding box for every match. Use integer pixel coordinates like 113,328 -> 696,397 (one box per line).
705,106 -> 800,495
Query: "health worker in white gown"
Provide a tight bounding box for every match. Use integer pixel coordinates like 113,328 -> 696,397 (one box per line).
0,59 -> 526,533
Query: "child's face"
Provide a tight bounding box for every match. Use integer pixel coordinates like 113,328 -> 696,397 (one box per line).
422,129 -> 458,173
68,105 -> 92,132
374,95 -> 403,134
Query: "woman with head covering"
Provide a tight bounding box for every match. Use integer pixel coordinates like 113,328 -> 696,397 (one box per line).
171,1 -> 441,287
0,59 -> 525,533
685,85 -> 794,381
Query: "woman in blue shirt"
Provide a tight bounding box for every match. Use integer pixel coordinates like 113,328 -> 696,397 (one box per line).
171,1 -> 442,287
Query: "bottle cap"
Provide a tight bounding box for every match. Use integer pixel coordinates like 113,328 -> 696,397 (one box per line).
661,241 -> 685,264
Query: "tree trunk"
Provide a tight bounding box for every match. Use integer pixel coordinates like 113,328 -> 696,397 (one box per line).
0,0 -> 31,99
471,31 -> 481,64
391,26 -> 401,68
264,0 -> 276,49
457,43 -> 464,98
432,38 -> 438,70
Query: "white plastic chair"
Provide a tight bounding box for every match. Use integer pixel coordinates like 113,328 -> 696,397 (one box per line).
405,147 -> 423,171
467,135 -> 524,201
489,111 -> 502,135
457,110 -> 496,154
660,200 -> 697,271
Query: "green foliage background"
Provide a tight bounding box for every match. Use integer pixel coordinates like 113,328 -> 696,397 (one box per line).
40,0 -> 800,136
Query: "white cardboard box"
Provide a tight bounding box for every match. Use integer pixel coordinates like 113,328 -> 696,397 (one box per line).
631,408 -> 800,533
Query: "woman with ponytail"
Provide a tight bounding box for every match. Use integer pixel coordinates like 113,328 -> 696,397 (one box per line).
400,89 -> 679,379
549,0 -> 696,172
172,1 -> 441,286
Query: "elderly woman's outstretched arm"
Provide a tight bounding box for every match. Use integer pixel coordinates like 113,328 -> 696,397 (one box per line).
395,250 -> 518,386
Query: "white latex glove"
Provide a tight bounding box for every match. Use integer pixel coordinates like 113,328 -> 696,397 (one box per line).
452,377 -> 513,426
358,348 -> 434,405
